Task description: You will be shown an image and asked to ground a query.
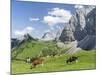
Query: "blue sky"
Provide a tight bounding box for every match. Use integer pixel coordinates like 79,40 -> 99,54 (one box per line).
11,0 -> 88,39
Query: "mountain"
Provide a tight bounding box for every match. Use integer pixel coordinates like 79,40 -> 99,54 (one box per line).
11,34 -> 36,49
77,8 -> 96,50
41,32 -> 55,41
59,8 -> 86,43
59,7 -> 96,50
12,6 -> 96,59
11,38 -> 19,49
59,24 -> 75,43
22,33 -> 35,41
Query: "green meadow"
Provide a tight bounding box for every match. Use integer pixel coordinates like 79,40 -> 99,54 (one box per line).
11,41 -> 96,74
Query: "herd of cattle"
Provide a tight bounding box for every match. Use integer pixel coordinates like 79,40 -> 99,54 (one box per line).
25,56 -> 79,69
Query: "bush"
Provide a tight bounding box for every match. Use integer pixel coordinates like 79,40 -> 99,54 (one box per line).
41,47 -> 58,57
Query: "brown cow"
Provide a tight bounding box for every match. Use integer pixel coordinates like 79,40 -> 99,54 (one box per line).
30,58 -> 44,69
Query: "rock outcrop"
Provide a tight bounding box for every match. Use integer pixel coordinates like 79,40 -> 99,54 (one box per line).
59,6 -> 96,50
77,8 -> 96,50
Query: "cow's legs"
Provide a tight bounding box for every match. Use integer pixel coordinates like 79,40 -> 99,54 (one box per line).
30,64 -> 37,69
30,65 -> 33,69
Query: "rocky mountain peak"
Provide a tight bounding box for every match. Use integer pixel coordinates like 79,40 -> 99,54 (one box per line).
11,34 -> 35,49
59,6 -> 96,50
23,33 -> 34,41
41,32 -> 55,41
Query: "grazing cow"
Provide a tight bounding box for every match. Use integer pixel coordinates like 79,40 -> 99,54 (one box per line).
30,58 -> 44,69
66,56 -> 78,64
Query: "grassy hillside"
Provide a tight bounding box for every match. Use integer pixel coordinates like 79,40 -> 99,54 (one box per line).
12,50 -> 96,74
12,41 -> 56,59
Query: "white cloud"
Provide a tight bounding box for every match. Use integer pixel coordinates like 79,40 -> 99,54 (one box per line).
14,26 -> 34,37
43,8 -> 72,26
48,8 -> 71,18
25,26 -> 34,33
43,16 -> 60,26
50,27 -> 55,30
29,17 -> 39,21
74,5 -> 84,9
44,29 -> 51,33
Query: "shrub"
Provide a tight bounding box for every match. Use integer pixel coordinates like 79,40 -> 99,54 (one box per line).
41,47 -> 58,57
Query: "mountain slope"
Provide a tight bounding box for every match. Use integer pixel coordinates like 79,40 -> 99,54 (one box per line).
59,7 -> 96,51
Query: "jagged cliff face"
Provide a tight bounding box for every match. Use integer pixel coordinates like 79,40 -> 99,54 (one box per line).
59,24 -> 75,43
78,8 -> 96,50
59,6 -> 96,50
85,8 -> 96,35
59,7 -> 87,42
